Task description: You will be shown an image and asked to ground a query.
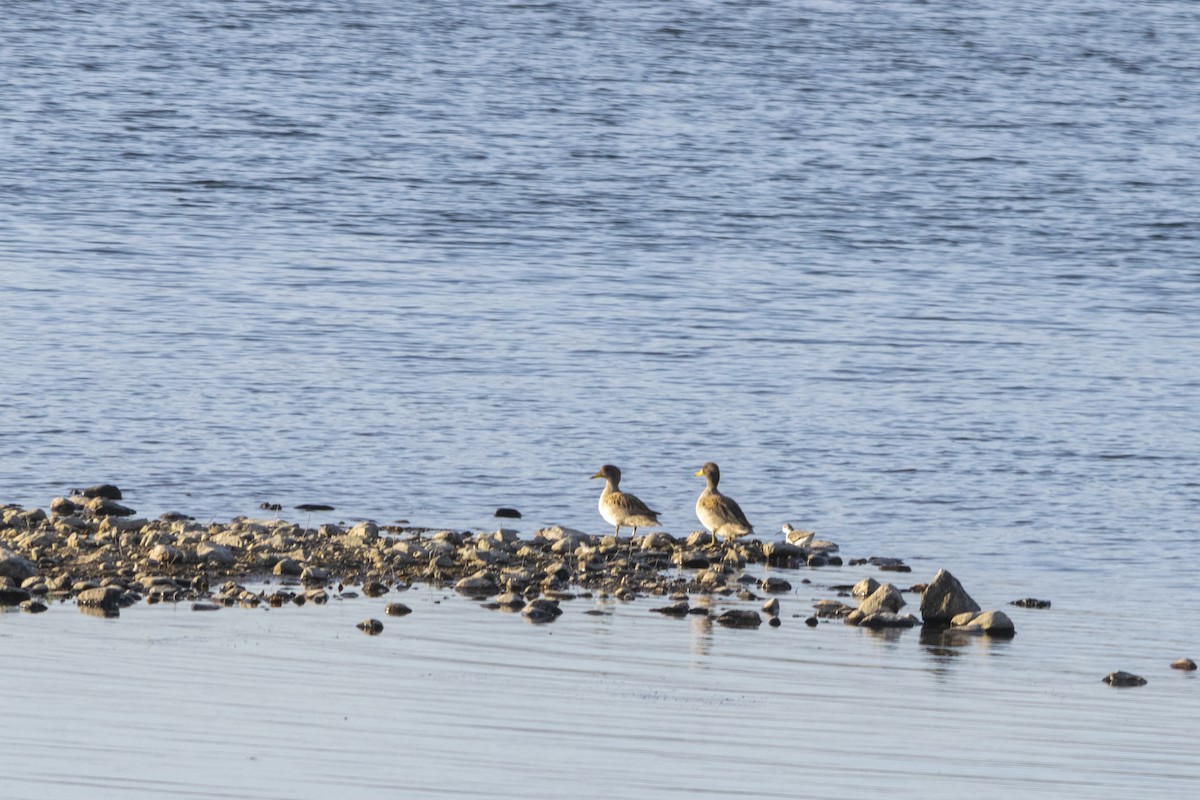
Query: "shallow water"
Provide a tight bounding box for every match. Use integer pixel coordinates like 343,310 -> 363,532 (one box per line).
3,577 -> 1198,800
1,0 -> 1199,795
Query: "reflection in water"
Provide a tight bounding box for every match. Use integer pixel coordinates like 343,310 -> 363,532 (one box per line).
689,613 -> 714,662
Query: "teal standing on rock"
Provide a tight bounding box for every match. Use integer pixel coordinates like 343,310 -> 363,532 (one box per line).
694,462 -> 753,543
591,464 -> 661,538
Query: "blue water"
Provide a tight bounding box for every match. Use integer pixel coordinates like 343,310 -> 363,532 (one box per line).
3,0 -> 1199,795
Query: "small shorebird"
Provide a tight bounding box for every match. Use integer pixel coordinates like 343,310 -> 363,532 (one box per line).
781,523 -> 815,547
591,464 -> 661,538
694,462 -> 753,543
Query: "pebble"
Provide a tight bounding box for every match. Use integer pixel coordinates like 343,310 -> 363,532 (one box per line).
1103,671 -> 1147,687
357,618 -> 384,635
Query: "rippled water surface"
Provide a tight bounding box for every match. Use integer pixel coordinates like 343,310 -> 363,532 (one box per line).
2,0 -> 1199,796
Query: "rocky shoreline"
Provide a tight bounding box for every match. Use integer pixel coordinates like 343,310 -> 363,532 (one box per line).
0,486 -> 1008,632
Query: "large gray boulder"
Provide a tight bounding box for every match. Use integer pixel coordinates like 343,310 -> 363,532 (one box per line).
919,569 -> 981,625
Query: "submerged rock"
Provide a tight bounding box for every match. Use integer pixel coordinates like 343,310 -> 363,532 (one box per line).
716,609 -> 762,629
384,602 -> 413,616
1103,671 -> 1147,688
651,601 -> 690,617
919,569 -> 981,625
1010,597 -> 1052,609
522,597 -> 562,624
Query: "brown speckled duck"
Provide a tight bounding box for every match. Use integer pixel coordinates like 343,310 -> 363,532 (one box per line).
694,462 -> 753,542
591,464 -> 661,538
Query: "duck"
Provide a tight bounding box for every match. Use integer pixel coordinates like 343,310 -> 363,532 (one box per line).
591,464 -> 661,538
694,462 -> 753,542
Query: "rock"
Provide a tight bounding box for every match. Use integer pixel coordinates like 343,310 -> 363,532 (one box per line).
677,551 -> 710,569
357,619 -> 384,635
85,496 -> 136,517
295,503 -> 335,512
149,543 -> 187,565
919,569 -> 981,625
20,599 -> 48,613
259,502 -> 283,511
77,586 -> 122,611
763,540 -> 802,564
1103,671 -> 1147,687
852,577 -> 881,598
951,610 -> 1016,637
768,617 -> 782,627
192,602 -> 220,612
305,588 -> 329,604
1011,597 -> 1052,609
858,583 -> 905,615
716,610 -> 762,629
0,547 -> 37,583
384,602 -> 413,616
0,577 -> 31,605
272,558 -> 302,577
522,597 -> 562,623
651,601 -> 690,617
1171,658 -> 1197,671
362,580 -> 389,597
759,576 -> 792,593
858,612 -> 918,629
82,484 -> 123,500
494,507 -> 522,519
455,571 -> 501,597
50,497 -> 79,516
805,616 -> 819,627
345,521 -> 379,543
492,592 -> 524,611
301,566 -> 329,583
813,599 -> 855,618
762,598 -> 780,617
196,543 -> 236,565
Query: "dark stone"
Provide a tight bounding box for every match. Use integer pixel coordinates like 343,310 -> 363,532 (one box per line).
878,563 -> 912,573
759,577 -> 792,593
20,599 -> 48,613
716,609 -> 762,629
357,618 -> 384,635
687,606 -> 711,616
385,602 -> 412,616
522,598 -> 562,624
259,502 -> 283,511
768,617 -> 782,627
805,616 -> 819,627
1103,671 -> 1147,687
50,497 -> 79,516
362,581 -> 390,597
679,553 -> 711,569
85,497 -> 136,517
192,602 -> 220,612
651,601 -> 690,617
77,586 -> 122,611
806,553 -> 829,567
494,507 -> 522,519
82,484 -> 123,500
0,585 -> 31,605
1171,658 -> 1197,671
295,503 -> 335,512
1011,597 -> 1052,609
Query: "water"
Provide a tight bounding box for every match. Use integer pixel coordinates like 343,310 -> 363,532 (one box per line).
1,0 -> 1199,795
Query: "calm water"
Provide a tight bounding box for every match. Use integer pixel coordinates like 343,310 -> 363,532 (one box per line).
1,0 -> 1198,795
